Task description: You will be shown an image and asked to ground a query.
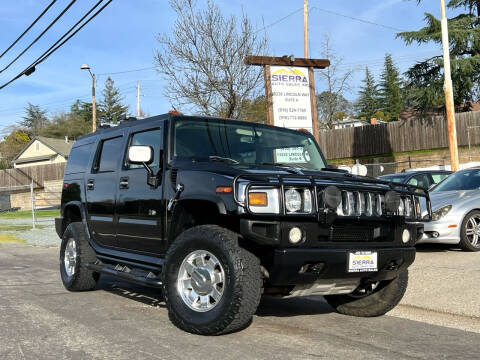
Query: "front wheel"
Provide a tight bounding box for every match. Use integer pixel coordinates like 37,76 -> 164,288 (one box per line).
162,225 -> 262,335
60,222 -> 99,291
324,270 -> 408,317
459,210 -> 480,252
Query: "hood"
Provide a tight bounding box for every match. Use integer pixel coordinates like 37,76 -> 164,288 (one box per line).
430,190 -> 480,210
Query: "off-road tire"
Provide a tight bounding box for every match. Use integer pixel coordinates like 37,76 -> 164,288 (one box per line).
324,270 -> 408,317
60,222 -> 99,291
459,210 -> 480,252
162,225 -> 262,335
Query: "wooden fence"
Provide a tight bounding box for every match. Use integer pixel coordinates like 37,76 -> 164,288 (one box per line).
318,111 -> 480,159
0,163 -> 66,190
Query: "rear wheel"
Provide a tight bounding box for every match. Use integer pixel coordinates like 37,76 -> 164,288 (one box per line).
162,225 -> 262,335
324,270 -> 408,317
60,222 -> 99,291
460,210 -> 480,252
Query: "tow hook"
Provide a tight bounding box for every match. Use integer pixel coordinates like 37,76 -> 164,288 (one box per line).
168,183 -> 184,211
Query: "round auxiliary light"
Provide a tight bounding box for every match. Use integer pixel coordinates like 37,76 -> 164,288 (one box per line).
402,229 -> 411,243
285,189 -> 302,212
385,191 -> 401,213
323,185 -> 342,209
289,227 -> 303,244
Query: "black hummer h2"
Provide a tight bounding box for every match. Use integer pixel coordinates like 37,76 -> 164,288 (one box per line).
56,113 -> 431,335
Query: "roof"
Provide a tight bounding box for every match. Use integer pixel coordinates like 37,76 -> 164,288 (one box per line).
14,154 -> 56,164
12,136 -> 73,164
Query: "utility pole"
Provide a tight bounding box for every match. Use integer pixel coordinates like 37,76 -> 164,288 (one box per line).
440,0 -> 459,171
81,64 -> 97,132
304,0 -> 308,58
136,81 -> 141,118
91,73 -> 97,132
303,0 -> 319,142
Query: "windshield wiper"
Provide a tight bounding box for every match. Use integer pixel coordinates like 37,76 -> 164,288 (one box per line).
260,162 -> 304,174
208,155 -> 239,165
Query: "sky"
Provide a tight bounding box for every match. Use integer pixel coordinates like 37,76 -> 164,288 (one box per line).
0,0 -> 454,133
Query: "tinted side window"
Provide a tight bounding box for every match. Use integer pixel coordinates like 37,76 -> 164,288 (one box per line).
126,129 -> 162,169
431,173 -> 449,184
95,136 -> 123,172
65,143 -> 90,174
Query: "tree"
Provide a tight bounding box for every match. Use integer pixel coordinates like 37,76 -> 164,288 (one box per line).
40,112 -> 91,139
70,100 -> 93,123
316,35 -> 354,129
98,77 -> 129,124
20,103 -> 48,136
397,0 -> 480,110
0,129 -> 30,169
355,67 -> 379,120
242,96 -> 266,123
378,54 -> 404,121
154,0 -> 267,119
316,91 -> 352,128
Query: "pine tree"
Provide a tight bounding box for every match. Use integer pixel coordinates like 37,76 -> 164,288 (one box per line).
20,103 -> 48,136
355,67 -> 379,120
397,0 -> 480,110
379,54 -> 404,121
98,77 -> 129,124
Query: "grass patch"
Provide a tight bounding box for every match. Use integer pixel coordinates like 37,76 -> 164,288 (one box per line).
0,233 -> 25,245
0,210 -> 59,219
0,224 -> 44,231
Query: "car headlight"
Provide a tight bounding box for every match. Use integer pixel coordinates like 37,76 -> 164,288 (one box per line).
285,188 -> 313,213
247,187 -> 280,214
432,205 -> 452,221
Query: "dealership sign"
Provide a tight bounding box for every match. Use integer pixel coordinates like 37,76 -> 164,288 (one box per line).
270,66 -> 312,133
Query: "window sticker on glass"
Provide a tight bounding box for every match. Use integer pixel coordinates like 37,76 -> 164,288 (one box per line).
275,147 -> 308,163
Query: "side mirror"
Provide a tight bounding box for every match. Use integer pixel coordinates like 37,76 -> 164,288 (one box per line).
128,145 -> 159,188
128,145 -> 153,164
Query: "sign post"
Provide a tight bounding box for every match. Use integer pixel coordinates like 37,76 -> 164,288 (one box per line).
245,56 -> 329,143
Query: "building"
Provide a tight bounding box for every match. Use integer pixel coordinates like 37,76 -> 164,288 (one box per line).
333,118 -> 369,129
12,136 -> 72,168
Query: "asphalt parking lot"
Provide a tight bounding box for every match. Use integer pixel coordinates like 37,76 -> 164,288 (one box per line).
1,242 -> 479,360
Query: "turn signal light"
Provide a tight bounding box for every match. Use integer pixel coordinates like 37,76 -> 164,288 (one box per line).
249,192 -> 268,206
216,186 -> 232,193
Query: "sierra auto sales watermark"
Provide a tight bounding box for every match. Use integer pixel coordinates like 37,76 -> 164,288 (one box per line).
270,66 -> 312,133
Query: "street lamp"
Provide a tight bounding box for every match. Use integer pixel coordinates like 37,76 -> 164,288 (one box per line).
81,63 -> 97,133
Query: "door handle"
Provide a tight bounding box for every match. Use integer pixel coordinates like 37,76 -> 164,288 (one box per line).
119,177 -> 129,189
87,179 -> 94,190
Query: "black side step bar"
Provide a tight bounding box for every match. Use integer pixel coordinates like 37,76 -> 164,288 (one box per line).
85,263 -> 163,288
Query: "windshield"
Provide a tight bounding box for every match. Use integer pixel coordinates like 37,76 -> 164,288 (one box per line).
173,118 -> 326,170
432,169 -> 480,191
379,174 -> 408,183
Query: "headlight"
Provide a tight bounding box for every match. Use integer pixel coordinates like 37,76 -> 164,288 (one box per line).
247,187 -> 280,214
285,189 -> 302,212
285,188 -> 313,213
432,205 -> 452,221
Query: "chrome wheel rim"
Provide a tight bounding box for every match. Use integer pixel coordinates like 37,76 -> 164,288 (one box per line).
177,250 -> 225,312
64,238 -> 77,277
465,215 -> 480,248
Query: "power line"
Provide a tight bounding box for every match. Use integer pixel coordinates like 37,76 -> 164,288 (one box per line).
254,6 -> 304,34
0,0 -> 77,74
310,6 -> 407,32
0,0 -> 58,59
97,66 -> 158,76
0,0 -> 113,91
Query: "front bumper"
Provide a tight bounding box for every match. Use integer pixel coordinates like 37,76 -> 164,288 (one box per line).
267,247 -> 415,286
419,216 -> 460,245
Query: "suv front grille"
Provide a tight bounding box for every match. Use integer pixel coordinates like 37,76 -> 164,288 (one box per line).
331,226 -> 374,242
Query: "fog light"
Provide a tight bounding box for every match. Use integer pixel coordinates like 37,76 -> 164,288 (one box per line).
289,227 -> 303,244
402,229 -> 411,243
432,231 -> 440,238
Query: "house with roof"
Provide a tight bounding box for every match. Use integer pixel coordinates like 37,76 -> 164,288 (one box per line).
12,136 -> 72,168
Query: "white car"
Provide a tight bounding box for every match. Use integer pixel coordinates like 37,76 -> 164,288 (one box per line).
419,168 -> 480,251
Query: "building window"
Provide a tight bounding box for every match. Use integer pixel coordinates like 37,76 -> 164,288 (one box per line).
35,142 -> 40,152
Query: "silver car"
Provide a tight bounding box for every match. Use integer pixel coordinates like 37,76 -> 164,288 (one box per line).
420,168 -> 480,251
